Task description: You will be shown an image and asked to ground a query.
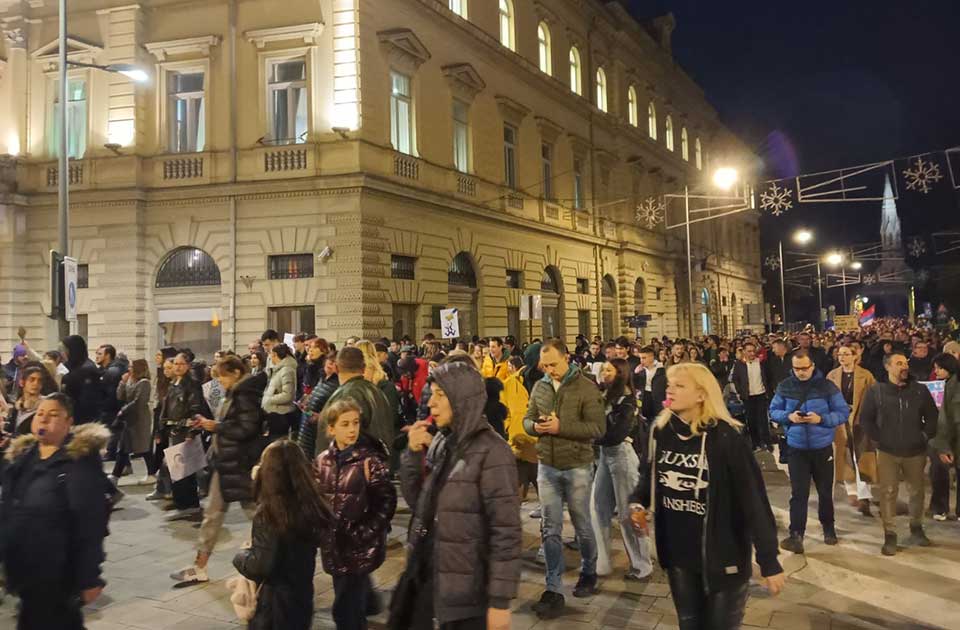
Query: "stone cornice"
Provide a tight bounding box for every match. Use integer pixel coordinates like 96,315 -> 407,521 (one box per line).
495,95 -> 532,126
377,28 -> 431,71
244,23 -> 323,49
145,35 -> 221,61
441,62 -> 485,102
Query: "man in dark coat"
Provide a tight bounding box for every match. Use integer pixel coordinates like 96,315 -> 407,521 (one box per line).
732,341 -> 773,450
0,393 -> 110,630
764,339 -> 792,390
96,344 -> 129,460
316,348 -> 393,454
634,346 -> 667,420
60,335 -> 105,425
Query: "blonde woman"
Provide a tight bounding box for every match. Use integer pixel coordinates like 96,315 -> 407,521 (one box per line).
632,362 -> 784,628
356,339 -> 401,448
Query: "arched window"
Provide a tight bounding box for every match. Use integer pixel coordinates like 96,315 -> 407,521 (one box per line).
155,247 -> 221,288
665,115 -> 674,151
627,86 -> 638,127
681,127 -> 689,161
695,137 -> 702,170
448,252 -> 477,288
700,288 -> 710,334
498,0 -> 515,51
647,102 -> 657,139
541,266 -> 564,339
569,47 -> 582,95
537,22 -> 552,75
595,67 -> 608,112
602,275 -> 616,298
541,268 -> 560,294
634,277 -> 646,313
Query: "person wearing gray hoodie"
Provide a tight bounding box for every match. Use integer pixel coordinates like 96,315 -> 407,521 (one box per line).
390,360 -> 521,630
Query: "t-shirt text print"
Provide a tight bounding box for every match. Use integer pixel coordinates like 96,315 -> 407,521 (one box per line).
658,448 -> 709,515
656,415 -> 710,570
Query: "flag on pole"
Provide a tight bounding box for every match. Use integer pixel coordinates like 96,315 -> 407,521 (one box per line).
859,305 -> 876,327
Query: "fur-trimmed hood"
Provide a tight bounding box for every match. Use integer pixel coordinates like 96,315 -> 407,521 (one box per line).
5,422 -> 111,462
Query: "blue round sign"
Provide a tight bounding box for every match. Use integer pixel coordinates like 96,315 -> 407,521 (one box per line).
68,282 -> 76,309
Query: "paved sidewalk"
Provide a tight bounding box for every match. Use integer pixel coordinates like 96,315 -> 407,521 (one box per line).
0,456 -> 953,629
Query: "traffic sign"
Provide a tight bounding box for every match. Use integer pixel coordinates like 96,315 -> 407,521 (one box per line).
63,256 -> 78,322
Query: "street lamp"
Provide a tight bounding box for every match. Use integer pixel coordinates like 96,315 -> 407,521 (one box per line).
825,252 -> 850,314
850,261 -> 863,270
682,166 -> 739,337
778,229 -> 815,332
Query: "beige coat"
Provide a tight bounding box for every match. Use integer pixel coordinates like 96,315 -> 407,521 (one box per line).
827,365 -> 877,483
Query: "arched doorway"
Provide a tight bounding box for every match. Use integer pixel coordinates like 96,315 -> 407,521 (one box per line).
155,247 -> 222,360
700,288 -> 711,334
541,266 -> 564,339
602,274 -> 617,339
448,252 -> 478,339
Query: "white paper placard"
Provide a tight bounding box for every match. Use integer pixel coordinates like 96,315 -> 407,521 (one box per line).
440,308 -> 460,339
164,437 -> 207,482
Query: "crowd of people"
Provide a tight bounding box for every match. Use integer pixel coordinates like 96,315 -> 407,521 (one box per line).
0,316 -> 957,629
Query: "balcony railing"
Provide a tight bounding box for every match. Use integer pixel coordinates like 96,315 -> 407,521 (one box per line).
506,192 -> 524,209
46,163 -> 83,187
394,154 -> 420,180
163,157 -> 204,180
264,148 -> 308,172
456,174 -> 477,197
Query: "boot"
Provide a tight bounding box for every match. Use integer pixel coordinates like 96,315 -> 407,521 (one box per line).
823,527 -> 839,546
881,532 -> 897,556
780,533 -> 804,554
907,525 -> 931,547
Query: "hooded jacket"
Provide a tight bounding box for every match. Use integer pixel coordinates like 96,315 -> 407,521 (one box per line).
397,362 -> 521,624
769,372 -> 848,450
860,379 -> 938,457
502,372 -> 536,464
60,335 -> 106,424
316,377 -> 394,455
214,372 -> 268,503
315,434 -> 397,577
262,355 -> 298,415
0,423 -> 110,596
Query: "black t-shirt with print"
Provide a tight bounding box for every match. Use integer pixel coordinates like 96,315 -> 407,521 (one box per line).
656,414 -> 710,571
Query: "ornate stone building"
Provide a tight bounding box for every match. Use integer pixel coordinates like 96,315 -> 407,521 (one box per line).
0,0 -> 762,358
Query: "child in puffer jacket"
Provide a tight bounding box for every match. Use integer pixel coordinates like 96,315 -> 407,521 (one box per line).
315,397 -> 397,630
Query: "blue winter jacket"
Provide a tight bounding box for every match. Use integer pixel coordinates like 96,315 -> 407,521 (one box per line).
769,373 -> 849,450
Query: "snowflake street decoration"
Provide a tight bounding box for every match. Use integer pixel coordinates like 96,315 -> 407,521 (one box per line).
862,273 -> 877,286
759,182 -> 794,216
915,269 -> 930,285
902,157 -> 943,194
635,197 -> 665,229
764,255 -> 781,271
907,236 -> 926,258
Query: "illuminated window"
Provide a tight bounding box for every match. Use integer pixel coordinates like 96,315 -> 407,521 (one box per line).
648,101 -> 657,139
498,0 -> 515,51
390,71 -> 413,155
448,0 -> 467,18
569,47 -> 582,95
665,115 -> 674,151
595,67 -> 608,112
627,86 -> 638,127
695,137 -> 703,170
537,22 -> 552,75
267,59 -> 307,144
681,127 -> 689,161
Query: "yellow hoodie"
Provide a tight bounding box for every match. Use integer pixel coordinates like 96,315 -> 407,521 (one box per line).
502,372 -> 537,463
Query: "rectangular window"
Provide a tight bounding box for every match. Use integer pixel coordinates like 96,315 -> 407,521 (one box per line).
267,59 -> 307,144
576,278 -> 589,294
268,305 -> 316,336
391,255 -> 416,280
506,269 -> 522,289
268,254 -> 314,280
448,0 -> 467,18
573,158 -> 584,209
452,99 -> 470,172
48,78 -> 87,158
77,264 -> 89,289
390,71 -> 413,155
503,124 -> 517,189
169,71 -> 205,153
578,310 -> 591,337
541,142 -> 554,200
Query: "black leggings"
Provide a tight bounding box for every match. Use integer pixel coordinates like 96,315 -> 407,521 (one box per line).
667,567 -> 749,630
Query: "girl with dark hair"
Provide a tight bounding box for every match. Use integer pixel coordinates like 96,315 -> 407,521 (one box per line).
249,350 -> 268,377
591,358 -> 652,580
234,439 -> 332,630
5,366 -> 55,436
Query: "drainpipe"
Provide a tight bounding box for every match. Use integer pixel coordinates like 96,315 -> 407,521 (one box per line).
229,0 -> 239,350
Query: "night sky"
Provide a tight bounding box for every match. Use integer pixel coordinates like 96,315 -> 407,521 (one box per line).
627,0 -> 960,315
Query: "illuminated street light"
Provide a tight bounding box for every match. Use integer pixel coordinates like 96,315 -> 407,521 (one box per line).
108,63 -> 149,83
850,261 -> 863,270
793,229 -> 813,245
826,252 -> 844,266
712,167 -> 739,191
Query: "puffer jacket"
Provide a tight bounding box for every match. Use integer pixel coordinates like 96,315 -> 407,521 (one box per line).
315,434 -> 397,576
522,364 -> 605,469
0,424 -> 110,596
397,362 -> 521,624
262,355 -> 298,415
60,335 -> 105,424
769,372 -> 848,450
860,379 -> 938,457
213,372 -> 268,503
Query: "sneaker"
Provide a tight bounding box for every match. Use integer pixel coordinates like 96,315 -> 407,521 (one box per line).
164,507 -> 203,522
145,489 -> 168,501
535,546 -> 545,565
532,591 -> 564,619
933,513 -> 948,522
169,565 -> 209,584
529,508 -> 542,519
881,532 -> 898,556
625,568 -> 653,581
907,526 -> 932,547
572,573 -> 598,598
823,529 -> 839,546
780,533 -> 805,555
139,474 -> 158,486
106,474 -> 119,487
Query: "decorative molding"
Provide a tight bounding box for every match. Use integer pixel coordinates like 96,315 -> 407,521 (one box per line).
535,116 -> 563,144
532,1 -> 560,25
95,4 -> 142,14
377,28 -> 430,72
441,62 -> 485,102
145,35 -> 221,61
567,132 -> 591,157
3,27 -> 26,49
244,23 -> 323,49
31,36 -> 103,62
495,95 -> 531,126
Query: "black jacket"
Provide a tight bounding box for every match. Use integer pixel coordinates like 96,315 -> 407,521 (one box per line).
763,354 -> 791,390
860,380 -> 939,457
213,373 -> 267,503
61,335 -> 105,425
731,360 -> 770,400
0,424 -> 110,596
99,356 -> 129,422
596,395 -> 637,447
396,362 -> 520,625
634,365 -> 667,419
789,346 -> 830,378
161,374 -> 211,442
634,420 -> 782,592
234,515 -> 318,630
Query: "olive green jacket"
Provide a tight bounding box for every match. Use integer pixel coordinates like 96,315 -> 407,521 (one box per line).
523,365 -> 604,470
931,376 -> 960,456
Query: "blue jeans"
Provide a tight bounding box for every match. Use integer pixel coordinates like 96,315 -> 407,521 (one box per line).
538,463 -> 597,592
591,443 -> 652,576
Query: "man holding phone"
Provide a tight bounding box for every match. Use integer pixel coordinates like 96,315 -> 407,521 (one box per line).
770,350 -> 849,555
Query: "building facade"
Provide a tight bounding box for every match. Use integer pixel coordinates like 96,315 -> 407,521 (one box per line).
0,0 -> 763,358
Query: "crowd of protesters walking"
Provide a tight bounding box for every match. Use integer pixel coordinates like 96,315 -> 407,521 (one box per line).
0,314 -> 957,629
